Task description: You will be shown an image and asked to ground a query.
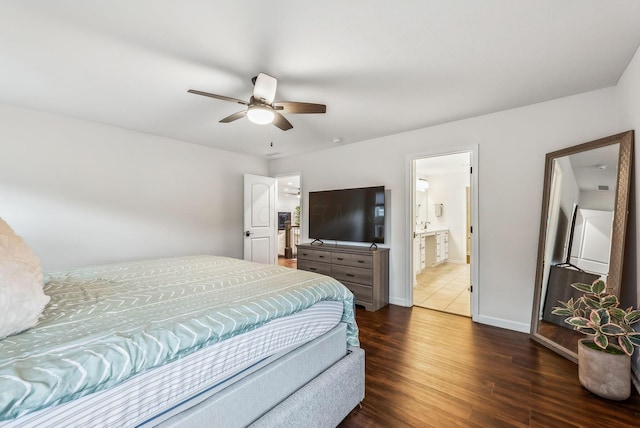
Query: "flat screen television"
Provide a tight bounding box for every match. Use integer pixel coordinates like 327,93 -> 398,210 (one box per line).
278,212 -> 291,230
308,186 -> 385,244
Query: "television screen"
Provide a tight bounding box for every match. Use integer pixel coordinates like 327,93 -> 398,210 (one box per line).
308,186 -> 385,243
278,212 -> 291,230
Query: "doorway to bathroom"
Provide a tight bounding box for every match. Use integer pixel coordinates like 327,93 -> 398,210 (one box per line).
410,151 -> 476,318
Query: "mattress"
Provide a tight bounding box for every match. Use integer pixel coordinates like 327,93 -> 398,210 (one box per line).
1,301 -> 344,427
0,256 -> 358,423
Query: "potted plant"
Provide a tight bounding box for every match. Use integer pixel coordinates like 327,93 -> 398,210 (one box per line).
552,279 -> 640,400
294,206 -> 300,226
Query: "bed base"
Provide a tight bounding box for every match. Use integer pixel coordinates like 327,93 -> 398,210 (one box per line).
250,347 -> 364,428
150,323 -> 364,428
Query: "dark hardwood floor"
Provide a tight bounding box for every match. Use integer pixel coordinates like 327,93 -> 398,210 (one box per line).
339,305 -> 640,427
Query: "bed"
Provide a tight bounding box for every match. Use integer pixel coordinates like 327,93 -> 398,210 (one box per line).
0,255 -> 365,427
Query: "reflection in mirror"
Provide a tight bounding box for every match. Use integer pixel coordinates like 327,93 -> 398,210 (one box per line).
530,131 -> 634,362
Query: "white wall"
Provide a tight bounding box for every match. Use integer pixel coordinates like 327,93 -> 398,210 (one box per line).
415,176 -> 428,228
616,46 -> 640,380
551,157 -> 580,264
0,103 -> 269,271
270,87 -> 625,332
2,45 -> 637,335
579,190 -> 616,211
425,171 -> 469,263
277,194 -> 300,223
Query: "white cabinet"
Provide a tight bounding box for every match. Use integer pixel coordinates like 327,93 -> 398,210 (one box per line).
413,234 -> 427,276
425,230 -> 448,267
438,230 -> 449,264
415,229 -> 449,272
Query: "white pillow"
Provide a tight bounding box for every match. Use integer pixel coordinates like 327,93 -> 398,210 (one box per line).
0,217 -> 50,339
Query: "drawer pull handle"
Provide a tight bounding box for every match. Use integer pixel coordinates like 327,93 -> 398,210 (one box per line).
346,273 -> 355,278
357,260 -> 365,263
302,253 -> 308,256
337,257 -> 344,261
309,267 -> 317,271
318,255 -> 325,258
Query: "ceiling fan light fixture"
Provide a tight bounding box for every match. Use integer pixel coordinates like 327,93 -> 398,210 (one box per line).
189,73 -> 325,131
247,105 -> 275,125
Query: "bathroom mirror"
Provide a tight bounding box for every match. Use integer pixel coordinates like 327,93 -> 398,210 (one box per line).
530,131 -> 633,362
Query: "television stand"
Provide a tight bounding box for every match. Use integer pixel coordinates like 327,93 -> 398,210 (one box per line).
296,243 -> 389,311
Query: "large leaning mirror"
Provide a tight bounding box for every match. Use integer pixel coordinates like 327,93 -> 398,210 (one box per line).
530,131 -> 634,362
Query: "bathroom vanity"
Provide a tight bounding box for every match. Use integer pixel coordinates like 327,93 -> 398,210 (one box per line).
415,228 -> 449,271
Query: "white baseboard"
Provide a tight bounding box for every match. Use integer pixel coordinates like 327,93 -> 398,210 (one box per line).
396,301 -> 530,334
389,297 -> 410,307
477,315 -> 530,334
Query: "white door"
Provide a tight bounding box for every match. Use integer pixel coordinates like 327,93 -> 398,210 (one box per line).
244,173 -> 277,264
570,209 -> 613,276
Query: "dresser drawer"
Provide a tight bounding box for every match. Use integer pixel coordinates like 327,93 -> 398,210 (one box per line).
349,253 -> 373,269
342,281 -> 372,303
297,248 -> 331,263
331,252 -> 373,269
297,260 -> 332,276
331,252 -> 351,265
331,264 -> 373,285
296,243 -> 388,312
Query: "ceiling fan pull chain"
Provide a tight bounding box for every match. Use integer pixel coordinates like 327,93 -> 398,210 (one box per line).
269,124 -> 274,148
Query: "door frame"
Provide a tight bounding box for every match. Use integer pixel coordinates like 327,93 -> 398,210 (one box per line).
274,171 -> 303,258
406,145 -> 479,321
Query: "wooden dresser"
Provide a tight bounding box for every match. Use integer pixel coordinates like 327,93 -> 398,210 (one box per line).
297,243 -> 389,311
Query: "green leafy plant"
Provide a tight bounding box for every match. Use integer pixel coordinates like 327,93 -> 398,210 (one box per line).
552,279 -> 640,356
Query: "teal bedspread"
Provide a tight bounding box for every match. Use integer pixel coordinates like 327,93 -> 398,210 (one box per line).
0,256 -> 359,421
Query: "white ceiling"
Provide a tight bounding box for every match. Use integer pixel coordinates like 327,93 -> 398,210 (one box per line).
2,1 -> 640,159
277,175 -> 300,198
569,144 -> 619,192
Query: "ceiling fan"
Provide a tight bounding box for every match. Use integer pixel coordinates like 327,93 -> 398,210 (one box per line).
283,187 -> 301,196
188,73 -> 326,131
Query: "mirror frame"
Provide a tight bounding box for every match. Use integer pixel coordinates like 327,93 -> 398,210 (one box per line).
530,130 -> 634,362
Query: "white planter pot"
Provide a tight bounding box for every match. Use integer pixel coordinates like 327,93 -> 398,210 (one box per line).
578,338 -> 631,400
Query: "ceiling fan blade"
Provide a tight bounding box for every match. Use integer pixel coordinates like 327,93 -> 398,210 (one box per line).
253,73 -> 277,104
188,89 -> 248,106
272,112 -> 293,131
273,102 -> 326,114
219,110 -> 247,123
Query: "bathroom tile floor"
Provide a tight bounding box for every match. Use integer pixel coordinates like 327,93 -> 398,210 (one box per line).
413,262 -> 471,317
